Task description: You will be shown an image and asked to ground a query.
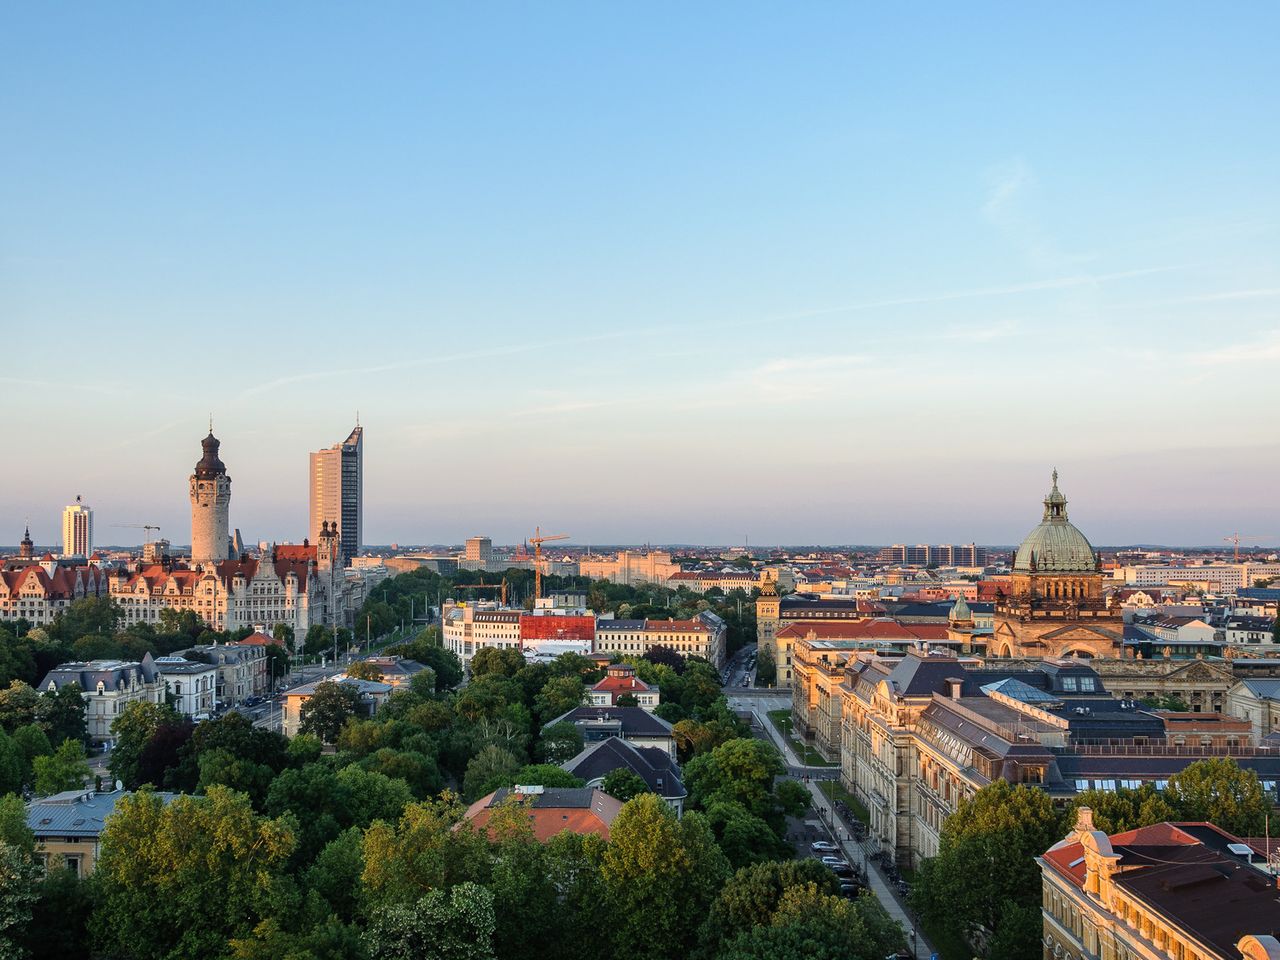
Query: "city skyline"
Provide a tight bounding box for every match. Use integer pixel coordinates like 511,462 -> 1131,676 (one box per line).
5,4 -> 1278,544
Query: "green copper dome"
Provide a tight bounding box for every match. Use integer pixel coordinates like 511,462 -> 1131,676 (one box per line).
1012,471 -> 1097,574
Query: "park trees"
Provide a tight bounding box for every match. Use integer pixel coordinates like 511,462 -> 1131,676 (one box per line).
911,780 -> 1063,960
363,881 -> 496,960
601,794 -> 730,960
91,787 -> 296,960
300,682 -> 362,743
1164,756 -> 1271,836
601,768 -> 649,803
32,739 -> 90,795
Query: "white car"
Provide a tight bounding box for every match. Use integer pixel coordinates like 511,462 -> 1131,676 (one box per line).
811,841 -> 839,854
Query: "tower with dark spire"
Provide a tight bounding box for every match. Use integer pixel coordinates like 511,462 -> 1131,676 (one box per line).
18,525 -> 33,560
190,427 -> 232,567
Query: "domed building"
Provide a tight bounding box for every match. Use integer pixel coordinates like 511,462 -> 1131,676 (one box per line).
990,471 -> 1123,659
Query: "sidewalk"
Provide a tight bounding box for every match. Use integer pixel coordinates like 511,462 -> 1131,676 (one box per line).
755,708 -> 935,960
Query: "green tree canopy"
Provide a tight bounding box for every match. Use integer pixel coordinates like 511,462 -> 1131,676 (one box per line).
91,786 -> 296,960
601,768 -> 649,803
363,881 -> 496,960
535,722 -> 583,764
300,682 -> 362,743
601,794 -> 730,960
32,739 -> 90,796
912,780 -> 1063,960
1164,757 -> 1271,836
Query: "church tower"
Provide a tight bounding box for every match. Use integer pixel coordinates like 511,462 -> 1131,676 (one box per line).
190,428 -> 232,567
18,526 -> 33,560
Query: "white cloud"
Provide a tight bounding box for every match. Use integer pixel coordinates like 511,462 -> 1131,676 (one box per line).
1197,329 -> 1280,365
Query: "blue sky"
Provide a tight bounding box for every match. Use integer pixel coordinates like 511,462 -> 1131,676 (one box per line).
3,3 -> 1278,547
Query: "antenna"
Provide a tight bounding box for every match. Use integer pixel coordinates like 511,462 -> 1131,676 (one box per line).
208,413 -> 213,433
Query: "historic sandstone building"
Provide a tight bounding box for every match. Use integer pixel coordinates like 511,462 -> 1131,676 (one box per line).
991,472 -> 1124,659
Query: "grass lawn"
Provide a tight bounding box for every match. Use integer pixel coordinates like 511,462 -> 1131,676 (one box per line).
816,779 -> 870,825
766,709 -> 837,767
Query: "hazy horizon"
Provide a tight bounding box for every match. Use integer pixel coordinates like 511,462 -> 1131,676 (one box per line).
5,5 -> 1277,546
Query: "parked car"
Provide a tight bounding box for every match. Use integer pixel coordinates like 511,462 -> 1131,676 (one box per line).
810,841 -> 839,854
837,881 -> 861,898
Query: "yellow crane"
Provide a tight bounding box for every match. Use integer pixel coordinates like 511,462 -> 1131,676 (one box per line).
529,526 -> 569,600
112,523 -> 161,546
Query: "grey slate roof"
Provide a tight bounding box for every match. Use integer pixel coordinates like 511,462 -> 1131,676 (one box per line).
562,737 -> 687,800
544,706 -> 675,738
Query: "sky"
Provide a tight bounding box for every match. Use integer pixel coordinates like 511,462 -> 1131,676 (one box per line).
3,3 -> 1279,548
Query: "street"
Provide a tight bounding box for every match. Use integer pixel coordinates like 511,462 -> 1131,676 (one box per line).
720,656 -> 935,960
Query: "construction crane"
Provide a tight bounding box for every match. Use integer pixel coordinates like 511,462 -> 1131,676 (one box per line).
112,523 -> 161,546
1224,533 -> 1272,562
454,581 -> 509,606
529,526 -> 569,600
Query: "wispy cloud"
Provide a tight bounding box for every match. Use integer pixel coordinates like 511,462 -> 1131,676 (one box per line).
981,156 -> 1094,271
938,320 -> 1020,342
763,265 -> 1182,326
1172,288 -> 1280,304
1197,329 -> 1280,365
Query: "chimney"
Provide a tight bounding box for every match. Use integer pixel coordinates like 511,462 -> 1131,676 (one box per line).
946,677 -> 963,700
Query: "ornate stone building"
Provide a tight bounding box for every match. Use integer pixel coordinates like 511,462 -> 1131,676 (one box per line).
991,472 -> 1124,659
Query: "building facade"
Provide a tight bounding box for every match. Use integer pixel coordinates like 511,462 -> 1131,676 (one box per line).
0,559 -> 109,626
1041,810 -> 1280,960
38,657 -> 166,741
593,612 -> 727,668
578,550 -> 681,586
309,424 -> 363,567
61,496 -> 93,557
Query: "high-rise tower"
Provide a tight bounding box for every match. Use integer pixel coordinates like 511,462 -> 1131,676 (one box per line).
309,424 -> 362,567
61,496 -> 93,557
190,429 -> 232,567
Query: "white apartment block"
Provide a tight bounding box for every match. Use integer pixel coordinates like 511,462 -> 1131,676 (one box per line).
61,497 -> 93,557
442,603 -> 522,664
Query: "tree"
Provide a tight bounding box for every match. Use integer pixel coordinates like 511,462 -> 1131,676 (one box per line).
532,676 -> 586,724
0,841 -> 40,960
346,661 -> 384,682
109,701 -> 183,789
271,622 -> 295,651
25,860 -> 94,960
0,683 -> 39,734
32,739 -> 90,795
361,797 -> 490,906
0,732 -> 23,796
507,764 -> 583,789
643,646 -> 686,675
754,647 -> 776,687
196,749 -> 274,807
470,647 -> 526,679
463,745 -> 522,801
701,858 -> 839,952
1139,693 -> 1189,711
601,768 -> 649,803
536,721 -> 584,764
1066,784 -> 1175,834
683,738 -> 785,821
911,780 -> 1062,960
601,794 -> 730,960
36,683 -> 87,745
0,796 -> 34,856
363,882 -> 496,960
90,786 -> 296,960
703,800 -> 791,869
1164,757 -> 1271,836
300,682 -> 362,743
10,726 -> 52,787
717,889 -> 902,960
